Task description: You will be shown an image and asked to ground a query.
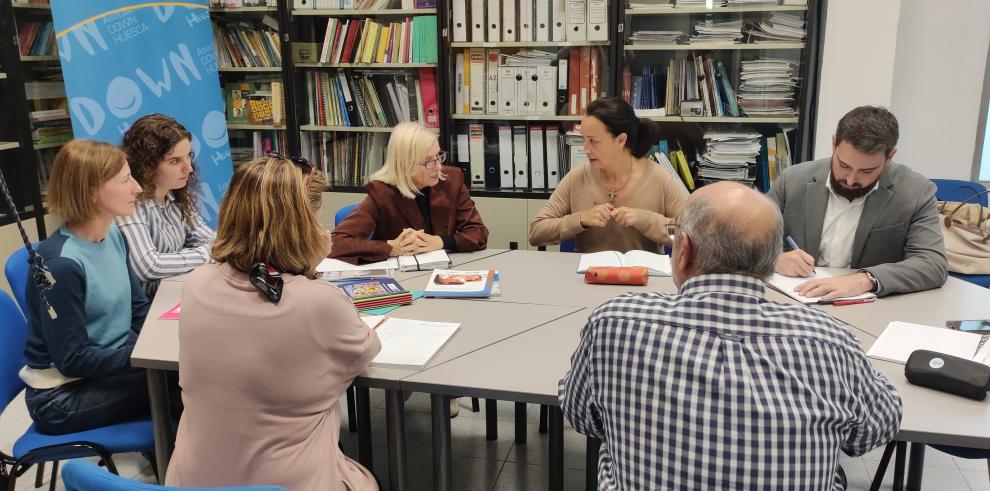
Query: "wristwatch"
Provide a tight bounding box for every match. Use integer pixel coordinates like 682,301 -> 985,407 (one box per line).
862,270 -> 880,294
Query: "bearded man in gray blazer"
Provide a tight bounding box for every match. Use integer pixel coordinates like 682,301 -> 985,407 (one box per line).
767,106 -> 947,298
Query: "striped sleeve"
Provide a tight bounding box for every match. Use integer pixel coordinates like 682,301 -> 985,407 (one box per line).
116,201 -> 212,283
183,208 -> 216,251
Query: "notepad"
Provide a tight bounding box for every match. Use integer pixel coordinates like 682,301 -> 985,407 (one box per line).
576,250 -> 672,276
368,317 -> 461,369
768,272 -> 876,305
868,321 -> 990,365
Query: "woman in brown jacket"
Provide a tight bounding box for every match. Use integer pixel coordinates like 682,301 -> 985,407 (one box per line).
167,156 -> 379,490
331,122 -> 489,264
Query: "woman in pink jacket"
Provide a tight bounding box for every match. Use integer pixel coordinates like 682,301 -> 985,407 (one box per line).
167,155 -> 380,490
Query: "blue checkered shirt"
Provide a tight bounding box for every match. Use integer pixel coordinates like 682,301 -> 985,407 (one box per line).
559,274 -> 902,490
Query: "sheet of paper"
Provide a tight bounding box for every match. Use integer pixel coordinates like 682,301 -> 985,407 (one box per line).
371,318 -> 461,368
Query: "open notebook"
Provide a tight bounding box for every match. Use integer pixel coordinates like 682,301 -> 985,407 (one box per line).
576,250 -> 672,276
361,316 -> 460,369
768,272 -> 876,305
868,321 -> 990,365
317,250 -> 453,278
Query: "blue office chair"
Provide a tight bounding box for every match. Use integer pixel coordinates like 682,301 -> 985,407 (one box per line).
334,203 -> 359,228
61,459 -> 286,491
931,179 -> 990,288
0,290 -> 158,491
559,238 -> 576,253
4,243 -> 35,315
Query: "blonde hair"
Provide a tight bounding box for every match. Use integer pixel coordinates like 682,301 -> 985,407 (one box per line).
48,140 -> 129,224
212,157 -> 328,278
368,122 -> 445,199
306,169 -> 327,215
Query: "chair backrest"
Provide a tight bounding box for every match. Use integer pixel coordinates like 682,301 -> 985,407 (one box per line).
559,238 -> 576,253
0,290 -> 27,414
334,204 -> 359,228
4,244 -> 33,315
62,460 -> 287,491
932,179 -> 988,207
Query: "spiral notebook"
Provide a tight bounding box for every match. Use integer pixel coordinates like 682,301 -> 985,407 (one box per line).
867,321 -> 990,365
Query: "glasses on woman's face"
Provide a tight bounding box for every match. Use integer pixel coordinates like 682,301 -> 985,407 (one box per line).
268,152 -> 315,175
419,150 -> 448,169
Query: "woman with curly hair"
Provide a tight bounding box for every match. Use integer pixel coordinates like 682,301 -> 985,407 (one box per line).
116,114 -> 216,298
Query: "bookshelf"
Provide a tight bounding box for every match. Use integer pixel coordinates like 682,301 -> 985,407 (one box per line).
623,42 -> 805,51
625,5 -> 808,15
292,8 -> 437,16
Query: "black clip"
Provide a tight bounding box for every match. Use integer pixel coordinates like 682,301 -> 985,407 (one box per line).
249,262 -> 283,304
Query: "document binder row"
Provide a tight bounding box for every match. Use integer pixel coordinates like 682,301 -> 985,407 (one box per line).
452,0 -> 606,42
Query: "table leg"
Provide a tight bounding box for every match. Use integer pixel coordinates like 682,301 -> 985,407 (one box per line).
355,387 -> 373,471
485,399 -> 498,441
431,394 -> 453,491
146,369 -> 173,484
385,389 -> 407,491
893,441 -> 907,491
906,443 -> 925,491
586,437 -> 601,490
515,402 -> 527,444
548,406 -> 564,491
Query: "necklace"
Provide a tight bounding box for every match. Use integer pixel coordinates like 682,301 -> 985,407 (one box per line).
601,159 -> 635,203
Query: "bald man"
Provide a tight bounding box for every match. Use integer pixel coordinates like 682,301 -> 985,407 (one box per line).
559,182 -> 902,490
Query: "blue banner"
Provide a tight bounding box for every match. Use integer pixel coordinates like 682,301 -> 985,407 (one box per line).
50,0 -> 232,225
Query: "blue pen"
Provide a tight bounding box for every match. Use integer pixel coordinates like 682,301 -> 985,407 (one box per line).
785,235 -> 817,276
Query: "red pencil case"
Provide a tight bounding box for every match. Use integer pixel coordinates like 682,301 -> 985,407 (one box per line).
584,266 -> 649,286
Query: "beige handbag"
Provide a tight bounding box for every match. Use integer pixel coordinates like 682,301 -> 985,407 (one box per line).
938,190 -> 990,274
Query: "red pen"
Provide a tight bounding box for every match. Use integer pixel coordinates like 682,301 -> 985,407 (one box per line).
829,298 -> 876,307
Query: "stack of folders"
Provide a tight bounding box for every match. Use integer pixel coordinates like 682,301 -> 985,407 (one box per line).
632,54 -> 739,118
306,69 -> 439,129
744,12 -> 806,43
453,47 -> 603,118
697,130 -> 762,186
453,123 -> 572,190
423,269 -> 497,298
738,58 -> 799,117
338,278 -> 413,311
451,0 -> 607,44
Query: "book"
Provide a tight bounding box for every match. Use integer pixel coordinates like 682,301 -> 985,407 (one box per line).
423,269 -> 496,298
339,278 -> 413,311
868,321 -> 990,365
768,272 -> 876,305
576,250 -> 672,276
368,317 -> 461,369
394,249 -> 452,272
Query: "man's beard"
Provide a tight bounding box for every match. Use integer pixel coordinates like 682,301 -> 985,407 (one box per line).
830,172 -> 877,201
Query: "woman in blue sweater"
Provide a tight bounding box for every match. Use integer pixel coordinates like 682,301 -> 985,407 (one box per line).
21,140 -> 156,435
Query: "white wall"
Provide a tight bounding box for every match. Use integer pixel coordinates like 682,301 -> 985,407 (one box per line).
814,0 -> 902,159
889,0 -> 990,180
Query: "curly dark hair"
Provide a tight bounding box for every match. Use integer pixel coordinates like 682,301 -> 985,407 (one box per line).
121,113 -> 200,224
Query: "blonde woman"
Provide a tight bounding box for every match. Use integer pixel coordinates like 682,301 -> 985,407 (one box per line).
331,122 -> 488,264
167,156 -> 380,490
21,140 -> 155,435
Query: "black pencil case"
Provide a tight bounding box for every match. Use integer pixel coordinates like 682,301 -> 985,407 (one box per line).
905,349 -> 990,401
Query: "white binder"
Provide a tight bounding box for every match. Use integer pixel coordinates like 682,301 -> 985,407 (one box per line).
455,126 -> 470,174
498,66 -> 518,115
502,0 -> 517,41
486,49 -> 500,114
487,0 -> 501,42
470,0 -> 485,42
566,0 -> 586,41
536,66 -> 556,115
452,0 -> 468,42
468,48 -> 486,114
545,126 -> 561,188
454,52 -> 465,114
512,125 -> 529,188
529,126 -> 546,189
586,0 -> 607,41
468,124 -> 485,186
498,125 -> 514,188
535,0 -> 550,42
518,67 -> 538,115
518,0 -> 534,42
551,0 -> 566,41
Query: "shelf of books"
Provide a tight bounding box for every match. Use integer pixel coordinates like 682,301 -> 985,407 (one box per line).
10,1 -> 49,10
446,0 -> 613,197
292,0 -> 440,188
211,2 -> 290,162
621,0 -> 812,193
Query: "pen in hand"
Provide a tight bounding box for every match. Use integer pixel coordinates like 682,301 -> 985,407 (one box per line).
784,235 -> 817,277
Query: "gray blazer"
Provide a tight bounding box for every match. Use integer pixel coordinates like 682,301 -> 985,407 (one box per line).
767,158 -> 947,296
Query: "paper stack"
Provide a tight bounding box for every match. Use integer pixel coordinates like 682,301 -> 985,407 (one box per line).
737,58 -> 799,117
696,130 -> 761,185
338,278 -> 413,311
746,12 -> 806,42
690,19 -> 743,44
499,50 -> 557,66
675,0 -> 726,7
628,30 -> 685,45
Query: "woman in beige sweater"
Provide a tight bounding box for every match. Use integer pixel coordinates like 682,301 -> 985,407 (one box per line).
167,156 -> 380,490
529,97 -> 688,253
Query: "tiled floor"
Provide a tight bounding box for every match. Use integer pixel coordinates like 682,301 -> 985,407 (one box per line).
2,390 -> 987,490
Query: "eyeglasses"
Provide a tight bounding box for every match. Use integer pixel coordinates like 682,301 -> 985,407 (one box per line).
268,152 -> 315,175
419,150 -> 448,169
665,220 -> 680,242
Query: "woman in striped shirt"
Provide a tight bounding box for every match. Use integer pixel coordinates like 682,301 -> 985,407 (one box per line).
116,114 -> 215,299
